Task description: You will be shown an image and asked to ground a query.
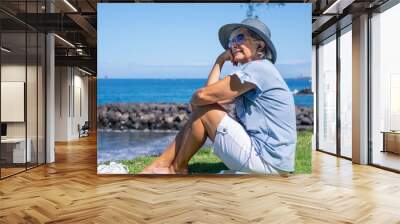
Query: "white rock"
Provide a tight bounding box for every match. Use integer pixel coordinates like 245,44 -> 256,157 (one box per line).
97,162 -> 129,174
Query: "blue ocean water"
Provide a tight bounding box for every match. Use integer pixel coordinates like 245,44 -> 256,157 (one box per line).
98,78 -> 313,107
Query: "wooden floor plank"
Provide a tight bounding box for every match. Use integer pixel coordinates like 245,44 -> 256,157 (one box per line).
0,134 -> 400,223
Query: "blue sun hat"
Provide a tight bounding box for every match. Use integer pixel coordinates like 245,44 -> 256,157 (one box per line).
218,18 -> 277,64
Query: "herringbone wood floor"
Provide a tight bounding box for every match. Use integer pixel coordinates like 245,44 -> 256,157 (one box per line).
1,134 -> 400,224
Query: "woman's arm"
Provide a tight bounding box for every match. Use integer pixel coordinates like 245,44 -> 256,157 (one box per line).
191,74 -> 255,106
205,59 -> 224,86
217,98 -> 235,105
204,50 -> 238,104
205,50 -> 236,86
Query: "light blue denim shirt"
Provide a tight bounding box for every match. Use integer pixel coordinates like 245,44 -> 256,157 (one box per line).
230,59 -> 297,172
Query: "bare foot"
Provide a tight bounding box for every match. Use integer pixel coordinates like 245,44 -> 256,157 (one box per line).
139,160 -> 169,174
139,166 -> 171,174
139,166 -> 188,174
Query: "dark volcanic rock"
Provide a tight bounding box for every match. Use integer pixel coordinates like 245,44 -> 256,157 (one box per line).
296,88 -> 313,95
97,103 -> 313,131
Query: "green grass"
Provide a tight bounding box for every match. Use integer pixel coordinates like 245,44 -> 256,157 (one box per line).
295,131 -> 312,173
116,130 -> 312,174
119,148 -> 227,174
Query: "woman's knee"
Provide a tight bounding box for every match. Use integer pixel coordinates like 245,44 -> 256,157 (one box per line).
188,104 -> 226,127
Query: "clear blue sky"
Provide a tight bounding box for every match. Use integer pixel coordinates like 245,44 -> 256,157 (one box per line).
98,3 -> 311,79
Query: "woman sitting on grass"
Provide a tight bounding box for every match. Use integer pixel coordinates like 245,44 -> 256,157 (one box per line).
141,18 -> 297,175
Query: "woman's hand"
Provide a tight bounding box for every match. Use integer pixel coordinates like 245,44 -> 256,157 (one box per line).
217,49 -> 238,66
206,50 -> 237,86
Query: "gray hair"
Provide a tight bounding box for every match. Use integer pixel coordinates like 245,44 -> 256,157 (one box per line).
247,29 -> 272,61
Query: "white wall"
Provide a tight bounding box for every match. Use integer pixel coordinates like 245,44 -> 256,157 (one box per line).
55,66 -> 89,141
1,63 -> 46,164
0,65 -> 42,138
1,82 -> 25,122
55,66 -> 70,141
1,64 -> 26,138
1,64 -> 26,81
72,73 -> 89,138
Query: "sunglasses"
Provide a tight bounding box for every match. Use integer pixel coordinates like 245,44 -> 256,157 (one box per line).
228,33 -> 250,48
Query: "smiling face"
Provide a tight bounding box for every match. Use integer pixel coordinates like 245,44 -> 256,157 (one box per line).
228,28 -> 265,65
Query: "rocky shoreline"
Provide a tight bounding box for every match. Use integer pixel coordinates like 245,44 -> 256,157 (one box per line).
97,103 -> 313,132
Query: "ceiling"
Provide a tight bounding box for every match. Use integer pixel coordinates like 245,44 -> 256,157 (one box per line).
310,0 -> 391,44
0,0 -> 98,74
